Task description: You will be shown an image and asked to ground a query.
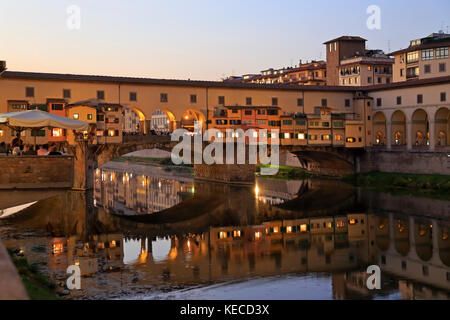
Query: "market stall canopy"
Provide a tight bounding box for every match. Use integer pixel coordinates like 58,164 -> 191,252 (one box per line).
0,110 -> 89,130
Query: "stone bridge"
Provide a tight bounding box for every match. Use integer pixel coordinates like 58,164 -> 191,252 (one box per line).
70,136 -> 363,190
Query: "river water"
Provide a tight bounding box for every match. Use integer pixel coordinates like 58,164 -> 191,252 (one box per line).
0,161 -> 449,300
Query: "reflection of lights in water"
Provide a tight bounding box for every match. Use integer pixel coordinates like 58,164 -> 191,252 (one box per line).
52,243 -> 64,254
152,238 -> 172,263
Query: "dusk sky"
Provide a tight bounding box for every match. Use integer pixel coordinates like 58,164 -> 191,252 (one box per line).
1,0 -> 449,80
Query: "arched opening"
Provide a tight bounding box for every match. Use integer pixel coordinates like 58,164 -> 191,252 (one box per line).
435,107 -> 450,147
415,220 -> 433,261
438,223 -> 450,266
181,109 -> 206,133
373,112 -> 386,146
391,111 -> 406,147
394,217 -> 409,256
123,107 -> 145,134
151,109 -> 176,134
375,215 -> 390,251
412,109 -> 429,148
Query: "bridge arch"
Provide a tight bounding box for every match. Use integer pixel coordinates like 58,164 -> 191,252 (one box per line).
394,216 -> 410,256
435,107 -> 450,147
375,215 -> 390,251
373,111 -> 387,146
391,110 -> 407,147
411,108 -> 429,147
151,108 -> 177,133
123,106 -> 147,134
181,109 -> 206,132
414,219 -> 433,261
439,223 -> 450,267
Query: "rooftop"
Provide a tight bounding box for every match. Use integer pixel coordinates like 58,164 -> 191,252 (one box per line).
0,70 -> 353,92
323,36 -> 367,44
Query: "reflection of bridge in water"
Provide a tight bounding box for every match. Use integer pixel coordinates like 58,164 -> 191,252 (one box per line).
0,178 -> 449,299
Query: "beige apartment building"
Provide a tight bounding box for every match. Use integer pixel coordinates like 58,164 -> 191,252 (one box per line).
392,32 -> 450,82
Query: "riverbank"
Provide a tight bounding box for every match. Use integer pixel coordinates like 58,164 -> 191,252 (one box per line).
7,249 -> 59,300
344,171 -> 450,201
257,164 -> 311,180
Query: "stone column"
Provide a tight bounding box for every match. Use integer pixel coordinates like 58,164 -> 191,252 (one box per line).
386,121 -> 392,150
431,220 -> 441,265
429,120 -> 436,151
406,120 -> 412,150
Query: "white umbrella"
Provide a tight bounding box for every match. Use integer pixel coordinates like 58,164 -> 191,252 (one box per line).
0,110 -> 89,130
0,110 -> 89,150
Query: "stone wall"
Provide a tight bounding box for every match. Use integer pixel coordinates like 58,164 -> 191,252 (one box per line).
359,150 -> 450,175
194,163 -> 256,184
0,240 -> 28,299
0,156 -> 74,189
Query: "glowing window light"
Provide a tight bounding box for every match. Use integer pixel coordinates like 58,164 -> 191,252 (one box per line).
254,185 -> 259,197
110,240 -> 116,248
254,232 -> 262,240
253,131 -> 258,138
349,219 -> 357,225
298,133 -> 305,140
219,231 -> 227,239
286,226 -> 292,233
273,226 -> 279,233
233,230 -> 241,238
0,130 -> 4,137
326,222 -> 333,229
108,130 -> 116,137
378,224 -> 385,230
52,128 -> 63,137
73,113 -> 79,119
74,260 -> 80,266
300,224 -> 308,232
336,221 -> 346,228
284,133 -> 290,139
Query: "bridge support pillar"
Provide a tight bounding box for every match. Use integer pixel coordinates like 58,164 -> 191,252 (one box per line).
70,142 -> 96,190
